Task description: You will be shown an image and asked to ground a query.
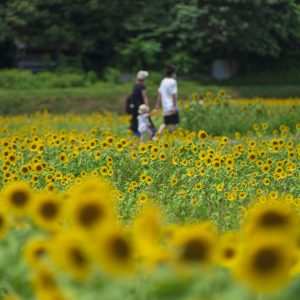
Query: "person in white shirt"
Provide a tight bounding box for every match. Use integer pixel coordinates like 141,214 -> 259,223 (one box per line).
155,65 -> 179,134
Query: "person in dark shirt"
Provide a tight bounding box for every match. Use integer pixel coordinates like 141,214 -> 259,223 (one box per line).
130,71 -> 150,136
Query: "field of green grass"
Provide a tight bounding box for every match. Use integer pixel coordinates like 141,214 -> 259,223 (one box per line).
0,69 -> 299,115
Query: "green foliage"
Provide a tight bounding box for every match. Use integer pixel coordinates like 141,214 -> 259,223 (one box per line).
0,69 -> 299,115
180,95 -> 300,136
118,38 -> 161,70
0,1 -> 299,72
0,69 -> 98,89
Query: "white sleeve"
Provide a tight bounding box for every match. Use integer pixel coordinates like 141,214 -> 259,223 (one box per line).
170,80 -> 177,95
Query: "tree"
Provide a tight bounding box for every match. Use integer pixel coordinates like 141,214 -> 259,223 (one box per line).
0,0 -> 299,73
170,0 -> 300,59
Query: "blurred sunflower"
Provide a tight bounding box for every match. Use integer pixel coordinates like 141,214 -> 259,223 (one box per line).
49,233 -> 92,281
23,237 -> 49,267
234,236 -> 297,292
30,192 -> 62,232
243,199 -> 298,237
94,227 -> 135,276
215,231 -> 241,269
171,222 -> 216,268
2,181 -> 33,216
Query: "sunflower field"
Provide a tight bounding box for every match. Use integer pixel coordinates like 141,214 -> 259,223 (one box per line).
0,92 -> 299,300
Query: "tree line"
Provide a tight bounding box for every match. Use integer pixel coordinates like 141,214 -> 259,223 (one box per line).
0,0 -> 299,74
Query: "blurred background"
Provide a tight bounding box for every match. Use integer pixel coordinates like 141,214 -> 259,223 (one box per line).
0,0 -> 299,114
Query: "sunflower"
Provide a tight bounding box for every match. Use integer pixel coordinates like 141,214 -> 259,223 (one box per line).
243,199 -> 298,237
94,227 -> 135,275
100,165 -> 109,176
169,177 -> 178,186
59,152 -> 68,164
69,191 -> 115,233
227,191 -> 237,201
261,164 -> 270,173
2,181 -> 33,216
23,237 -> 49,267
19,165 -> 30,175
194,183 -> 203,191
159,152 -> 166,161
190,198 -> 199,206
31,263 -> 67,300
234,236 -> 296,292
49,232 -> 92,281
100,141 -> 109,149
239,191 -> 247,199
215,231 -> 241,269
198,130 -> 208,141
132,205 -> 167,269
141,157 -> 149,165
133,204 -> 163,246
171,223 -> 216,267
248,153 -> 257,162
137,193 -> 148,204
129,151 -> 137,160
150,153 -> 157,160
139,173 -> 147,182
187,168 -> 195,177
146,176 -> 153,185
30,192 -> 61,232
216,183 -> 224,192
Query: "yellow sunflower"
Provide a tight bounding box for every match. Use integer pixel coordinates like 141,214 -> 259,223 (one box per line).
243,199 -> 299,237
30,192 -> 62,232
68,191 -> 116,233
215,231 -> 241,269
171,222 -> 216,268
31,263 -> 67,300
2,181 -> 33,216
49,232 -> 92,281
23,237 -> 49,267
234,235 -> 297,292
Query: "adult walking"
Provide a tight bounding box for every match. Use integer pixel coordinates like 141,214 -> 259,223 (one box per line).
155,65 -> 179,133
129,70 -> 149,137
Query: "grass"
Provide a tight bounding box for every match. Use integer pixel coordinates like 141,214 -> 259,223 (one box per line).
0,81 -> 299,115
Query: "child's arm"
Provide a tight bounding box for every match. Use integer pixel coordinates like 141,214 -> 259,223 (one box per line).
149,109 -> 159,116
155,93 -> 161,109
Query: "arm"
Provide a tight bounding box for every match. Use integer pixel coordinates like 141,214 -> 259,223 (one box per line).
155,93 -> 161,109
172,93 -> 177,113
171,80 -> 178,113
142,90 -> 149,106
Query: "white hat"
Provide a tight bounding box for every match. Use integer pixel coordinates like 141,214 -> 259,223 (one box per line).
138,104 -> 150,114
137,70 -> 149,80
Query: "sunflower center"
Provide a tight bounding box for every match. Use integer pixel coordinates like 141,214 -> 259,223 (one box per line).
40,201 -> 58,219
11,190 -> 29,207
181,239 -> 208,262
110,237 -> 130,261
259,211 -> 287,228
0,215 -> 3,228
70,247 -> 87,267
78,204 -> 103,227
224,248 -> 235,259
34,247 -> 46,258
40,272 -> 57,289
253,248 -> 280,274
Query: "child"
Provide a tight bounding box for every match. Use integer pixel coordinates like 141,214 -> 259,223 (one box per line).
137,104 -> 157,140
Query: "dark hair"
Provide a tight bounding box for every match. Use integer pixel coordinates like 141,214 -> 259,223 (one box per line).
166,65 -> 176,77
